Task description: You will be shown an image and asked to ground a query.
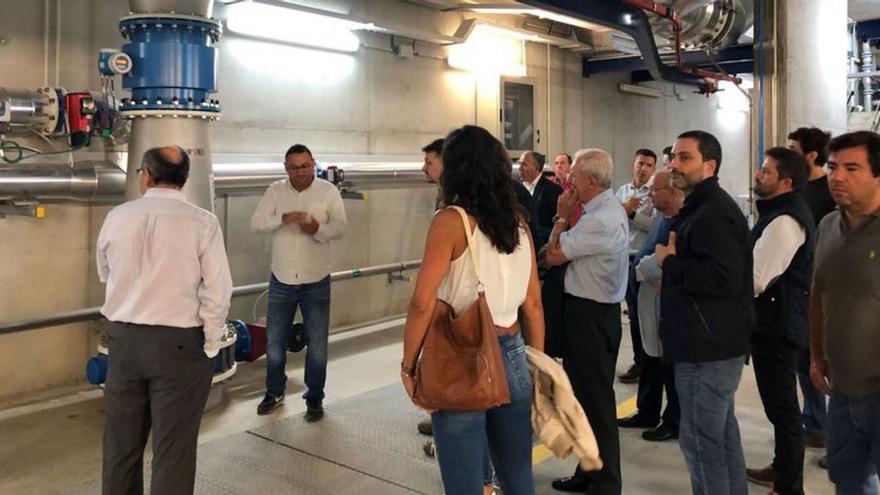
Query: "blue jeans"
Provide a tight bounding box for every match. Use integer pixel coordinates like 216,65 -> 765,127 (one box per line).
675,356 -> 748,495
826,390 -> 880,495
431,332 -> 535,495
265,274 -> 330,401
799,348 -> 828,436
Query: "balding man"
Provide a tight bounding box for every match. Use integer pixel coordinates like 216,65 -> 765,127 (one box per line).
97,146 -> 233,494
546,149 -> 629,495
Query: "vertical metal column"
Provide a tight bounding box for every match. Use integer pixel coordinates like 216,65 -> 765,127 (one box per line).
119,0 -> 221,211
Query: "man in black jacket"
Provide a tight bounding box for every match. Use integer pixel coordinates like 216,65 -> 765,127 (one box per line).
519,151 -> 562,249
745,148 -> 814,495
655,130 -> 753,495
786,127 -> 833,453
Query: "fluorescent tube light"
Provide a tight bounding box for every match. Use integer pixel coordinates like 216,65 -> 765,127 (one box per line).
618,83 -> 662,98
226,2 -> 364,53
448,24 -> 528,77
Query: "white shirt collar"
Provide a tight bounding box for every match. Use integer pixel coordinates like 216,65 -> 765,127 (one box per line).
143,187 -> 187,201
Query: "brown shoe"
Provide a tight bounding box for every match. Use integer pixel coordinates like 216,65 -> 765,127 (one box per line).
803,431 -> 826,448
619,364 -> 641,384
746,465 -> 777,487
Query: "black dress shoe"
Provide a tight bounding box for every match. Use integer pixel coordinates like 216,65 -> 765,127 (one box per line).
642,422 -> 678,441
256,393 -> 284,415
618,364 -> 641,384
305,399 -> 324,422
551,476 -> 589,492
617,414 -> 657,429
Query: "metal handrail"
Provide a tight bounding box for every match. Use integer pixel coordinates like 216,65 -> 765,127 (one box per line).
0,259 -> 421,336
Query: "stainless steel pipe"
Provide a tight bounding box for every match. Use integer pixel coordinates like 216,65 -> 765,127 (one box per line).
0,161 -> 430,201
0,259 -> 421,335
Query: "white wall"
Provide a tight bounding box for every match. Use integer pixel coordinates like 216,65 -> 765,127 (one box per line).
0,0 -> 752,403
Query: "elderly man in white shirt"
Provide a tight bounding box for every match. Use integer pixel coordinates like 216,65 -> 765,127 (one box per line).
251,144 -> 346,420
97,146 -> 233,495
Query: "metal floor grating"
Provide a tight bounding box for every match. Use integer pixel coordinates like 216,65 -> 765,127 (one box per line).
68,385 -> 444,495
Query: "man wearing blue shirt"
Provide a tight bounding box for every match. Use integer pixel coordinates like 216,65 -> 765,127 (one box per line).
545,148 -> 629,495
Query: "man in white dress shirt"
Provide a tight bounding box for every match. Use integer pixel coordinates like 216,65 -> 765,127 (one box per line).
251,144 -> 346,420
616,148 -> 658,385
97,146 -> 233,495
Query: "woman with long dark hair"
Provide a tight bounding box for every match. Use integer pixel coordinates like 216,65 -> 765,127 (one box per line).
400,125 -> 545,494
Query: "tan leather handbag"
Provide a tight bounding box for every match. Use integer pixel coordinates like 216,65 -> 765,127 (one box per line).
412,206 -> 511,411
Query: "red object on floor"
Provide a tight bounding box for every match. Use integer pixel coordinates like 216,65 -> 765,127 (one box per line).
245,319 -> 268,362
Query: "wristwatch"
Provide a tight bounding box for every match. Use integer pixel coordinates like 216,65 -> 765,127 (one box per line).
552,214 -> 568,225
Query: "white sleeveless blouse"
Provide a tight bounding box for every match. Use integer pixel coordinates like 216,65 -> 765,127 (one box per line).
436,221 -> 532,327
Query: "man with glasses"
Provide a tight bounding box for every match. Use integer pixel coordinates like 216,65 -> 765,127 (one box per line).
619,170 -> 682,442
98,147 -> 233,494
251,144 -> 347,420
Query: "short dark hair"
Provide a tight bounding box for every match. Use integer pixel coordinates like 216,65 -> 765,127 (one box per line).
529,151 -> 546,168
421,138 -> 444,155
142,147 -> 189,187
677,130 -> 723,175
765,147 -> 809,190
635,148 -> 657,161
557,153 -> 572,165
285,144 -> 313,158
662,146 -> 673,157
828,131 -> 880,177
787,127 -> 831,166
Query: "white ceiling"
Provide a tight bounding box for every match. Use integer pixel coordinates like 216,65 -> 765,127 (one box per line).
850,0 -> 880,21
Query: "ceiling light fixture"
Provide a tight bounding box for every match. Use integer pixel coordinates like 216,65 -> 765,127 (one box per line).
618,83 -> 662,98
225,2 -> 370,53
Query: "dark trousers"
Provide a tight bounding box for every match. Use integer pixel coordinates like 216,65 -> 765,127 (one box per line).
563,296 -> 622,495
102,322 -> 213,495
636,354 -> 680,429
751,334 -> 805,495
625,259 -> 643,368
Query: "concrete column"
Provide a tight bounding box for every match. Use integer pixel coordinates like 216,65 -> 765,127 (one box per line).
753,0 -> 849,164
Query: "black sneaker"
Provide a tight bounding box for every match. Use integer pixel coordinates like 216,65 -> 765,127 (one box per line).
305,399 -> 324,422
257,393 -> 284,415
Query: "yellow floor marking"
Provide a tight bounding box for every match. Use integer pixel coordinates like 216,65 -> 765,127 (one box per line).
532,395 -> 637,466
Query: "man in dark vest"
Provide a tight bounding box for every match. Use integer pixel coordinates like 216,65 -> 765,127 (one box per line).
745,148 -> 815,495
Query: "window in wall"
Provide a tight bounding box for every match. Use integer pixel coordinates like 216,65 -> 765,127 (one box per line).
501,79 -> 535,153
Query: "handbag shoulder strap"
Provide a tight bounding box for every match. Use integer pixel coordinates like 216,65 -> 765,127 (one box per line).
448,205 -> 484,292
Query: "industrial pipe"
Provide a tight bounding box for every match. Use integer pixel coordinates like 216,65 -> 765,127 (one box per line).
0,160 -> 430,201
0,259 -> 421,335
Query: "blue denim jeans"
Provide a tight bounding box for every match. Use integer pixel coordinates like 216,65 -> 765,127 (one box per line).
265,274 -> 330,401
431,332 -> 535,495
826,390 -> 880,495
675,356 -> 748,495
799,348 -> 828,437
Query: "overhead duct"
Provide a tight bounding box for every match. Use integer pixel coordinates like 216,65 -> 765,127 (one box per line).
518,0 -> 750,90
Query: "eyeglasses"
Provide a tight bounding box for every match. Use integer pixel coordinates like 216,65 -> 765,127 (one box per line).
135,167 -> 144,176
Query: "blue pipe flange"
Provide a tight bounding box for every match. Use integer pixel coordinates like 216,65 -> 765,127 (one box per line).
86,354 -> 108,385
229,320 -> 252,362
118,14 -> 221,114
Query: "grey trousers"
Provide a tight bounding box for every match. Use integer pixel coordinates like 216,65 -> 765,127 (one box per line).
102,322 -> 213,495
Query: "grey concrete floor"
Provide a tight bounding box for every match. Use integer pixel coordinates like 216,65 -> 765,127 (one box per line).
0,317 -> 835,494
